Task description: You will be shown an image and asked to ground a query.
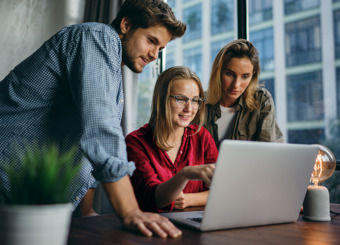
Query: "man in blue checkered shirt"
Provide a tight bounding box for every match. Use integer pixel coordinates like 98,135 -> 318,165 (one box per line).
0,0 -> 186,238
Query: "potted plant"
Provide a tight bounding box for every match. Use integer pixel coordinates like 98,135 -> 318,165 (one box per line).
0,144 -> 81,245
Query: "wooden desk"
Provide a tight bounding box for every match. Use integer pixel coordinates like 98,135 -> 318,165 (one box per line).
68,204 -> 340,245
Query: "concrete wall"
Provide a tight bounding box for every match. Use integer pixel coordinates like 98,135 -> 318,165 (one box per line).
0,0 -> 85,80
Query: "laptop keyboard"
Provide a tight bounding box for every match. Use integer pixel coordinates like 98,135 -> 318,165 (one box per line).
187,217 -> 202,223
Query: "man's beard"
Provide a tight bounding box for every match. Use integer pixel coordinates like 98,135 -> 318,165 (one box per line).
121,38 -> 143,73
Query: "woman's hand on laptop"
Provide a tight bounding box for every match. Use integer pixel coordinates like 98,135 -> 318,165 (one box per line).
181,163 -> 215,187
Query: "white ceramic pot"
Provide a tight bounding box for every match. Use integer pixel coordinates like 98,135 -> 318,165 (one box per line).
0,203 -> 74,245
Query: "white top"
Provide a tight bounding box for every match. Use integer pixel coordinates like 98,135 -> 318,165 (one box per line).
215,105 -> 235,141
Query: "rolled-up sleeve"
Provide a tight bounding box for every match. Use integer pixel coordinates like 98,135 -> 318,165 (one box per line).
65,24 -> 135,182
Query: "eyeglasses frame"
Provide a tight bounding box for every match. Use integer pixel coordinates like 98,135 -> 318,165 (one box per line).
169,95 -> 205,109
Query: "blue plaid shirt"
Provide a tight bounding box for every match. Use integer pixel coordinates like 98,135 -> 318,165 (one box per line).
0,23 -> 136,207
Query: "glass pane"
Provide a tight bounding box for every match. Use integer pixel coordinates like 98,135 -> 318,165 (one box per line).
165,0 -> 236,89
211,0 -> 234,35
284,0 -> 319,15
183,46 -> 202,80
249,28 -> 274,71
136,59 -> 158,128
249,0 -> 273,25
337,68 -> 340,118
211,38 -> 233,66
260,78 -> 275,102
335,9 -> 340,58
285,17 -> 321,67
182,3 -> 202,43
286,71 -> 323,122
136,0 -> 340,202
249,0 -> 339,202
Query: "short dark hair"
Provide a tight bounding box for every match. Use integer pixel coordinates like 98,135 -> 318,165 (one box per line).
111,0 -> 186,40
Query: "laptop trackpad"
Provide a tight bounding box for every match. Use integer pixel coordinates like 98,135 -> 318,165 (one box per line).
161,211 -> 204,230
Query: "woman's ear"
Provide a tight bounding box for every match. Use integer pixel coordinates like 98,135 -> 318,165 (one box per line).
120,17 -> 132,34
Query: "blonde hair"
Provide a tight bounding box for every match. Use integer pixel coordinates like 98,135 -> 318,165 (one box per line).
149,66 -> 205,151
207,39 -> 260,110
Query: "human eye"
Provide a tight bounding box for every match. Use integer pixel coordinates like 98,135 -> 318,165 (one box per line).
226,71 -> 234,77
176,96 -> 186,102
192,98 -> 200,104
147,37 -> 156,44
175,96 -> 188,106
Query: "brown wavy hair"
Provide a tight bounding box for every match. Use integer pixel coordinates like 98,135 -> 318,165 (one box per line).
207,39 -> 260,110
149,66 -> 205,151
112,0 -> 186,40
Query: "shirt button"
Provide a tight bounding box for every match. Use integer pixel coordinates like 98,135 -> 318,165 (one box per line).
179,151 -> 182,154
75,196 -> 80,201
120,99 -> 124,104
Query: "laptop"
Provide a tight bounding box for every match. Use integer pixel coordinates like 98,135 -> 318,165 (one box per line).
161,140 -> 319,231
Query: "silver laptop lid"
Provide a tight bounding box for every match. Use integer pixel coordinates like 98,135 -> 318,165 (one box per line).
201,140 -> 319,231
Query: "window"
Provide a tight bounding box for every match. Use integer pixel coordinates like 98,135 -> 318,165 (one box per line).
286,71 -> 323,122
167,0 -> 175,8
284,0 -> 319,15
135,0 -> 339,203
335,10 -> 340,59
288,128 -> 324,144
182,3 -> 202,43
183,46 -> 202,80
285,17 -> 321,67
211,0 -> 234,35
260,78 -> 275,102
165,52 -> 175,69
249,28 -> 274,71
136,61 -> 157,128
337,67 -> 340,117
210,39 -> 233,67
249,0 -> 272,25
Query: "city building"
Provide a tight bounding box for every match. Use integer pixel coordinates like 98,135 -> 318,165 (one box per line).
138,0 -> 340,161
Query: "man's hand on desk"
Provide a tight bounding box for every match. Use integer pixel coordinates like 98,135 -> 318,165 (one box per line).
102,176 -> 182,238
122,208 -> 182,238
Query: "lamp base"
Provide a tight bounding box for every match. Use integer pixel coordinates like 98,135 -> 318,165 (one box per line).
302,185 -> 331,221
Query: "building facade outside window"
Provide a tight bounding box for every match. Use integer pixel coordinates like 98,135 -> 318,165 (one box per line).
210,39 -> 233,66
249,0 -> 272,24
259,78 -> 275,102
284,0 -> 319,15
183,46 -> 202,80
287,71 -> 324,122
135,0 -> 340,203
182,3 -> 202,43
211,0 -> 234,35
335,9 -> 340,58
337,67 -> 340,117
249,28 -> 274,71
285,17 -> 321,67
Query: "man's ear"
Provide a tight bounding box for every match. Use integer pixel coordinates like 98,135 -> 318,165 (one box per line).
120,17 -> 132,34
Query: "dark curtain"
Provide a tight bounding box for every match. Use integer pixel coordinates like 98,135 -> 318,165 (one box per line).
83,0 -> 123,24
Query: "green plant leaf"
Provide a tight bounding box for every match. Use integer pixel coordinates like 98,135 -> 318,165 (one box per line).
1,143 -> 82,205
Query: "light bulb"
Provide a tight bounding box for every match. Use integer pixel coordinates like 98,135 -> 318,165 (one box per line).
303,144 -> 336,221
310,145 -> 336,186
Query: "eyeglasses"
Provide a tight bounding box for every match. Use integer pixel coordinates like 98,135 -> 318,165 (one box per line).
169,95 -> 205,109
